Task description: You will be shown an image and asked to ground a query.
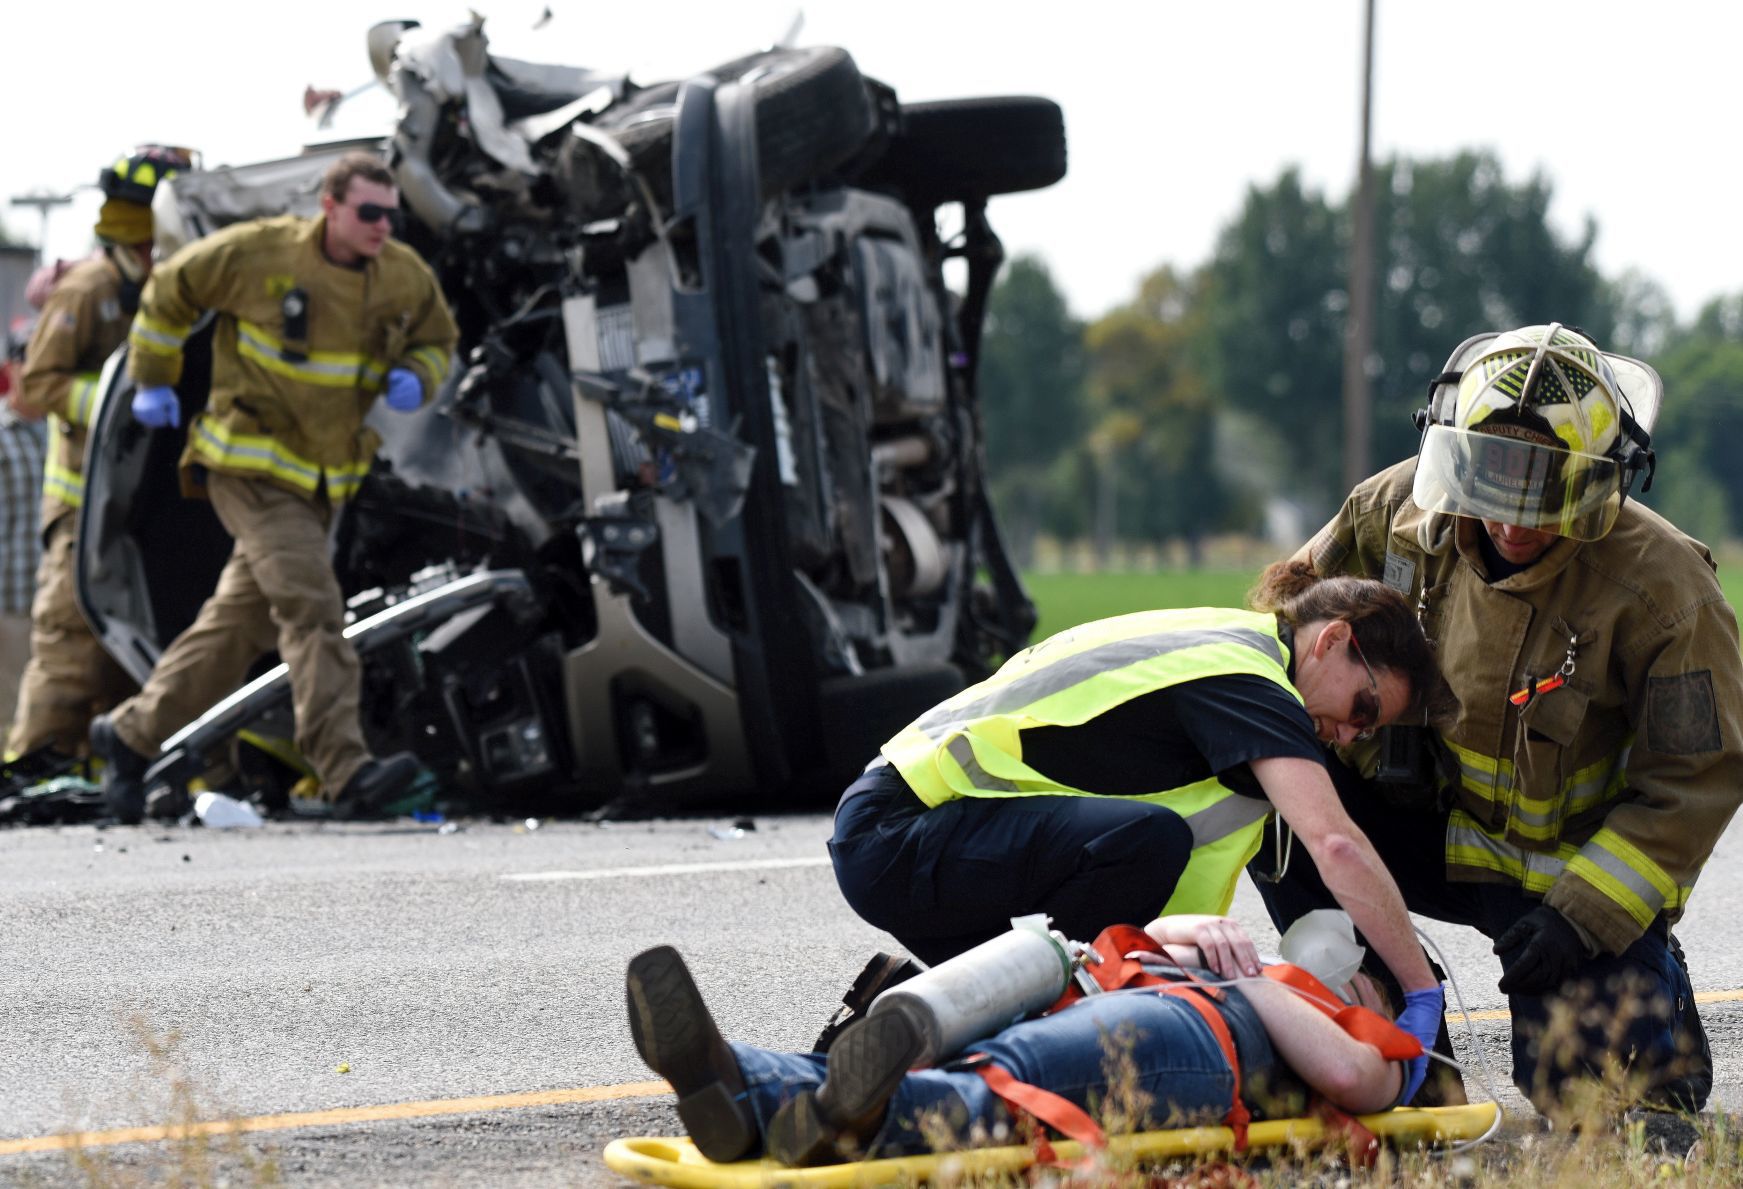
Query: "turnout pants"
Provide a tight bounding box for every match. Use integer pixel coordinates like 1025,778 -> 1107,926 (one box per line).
6,513 -> 136,757
1249,757 -> 1710,1115
109,472 -> 368,794
829,763 -> 1194,966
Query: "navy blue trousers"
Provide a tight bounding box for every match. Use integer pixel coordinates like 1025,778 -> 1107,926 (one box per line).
1249,757 -> 1709,1113
828,764 -> 1194,967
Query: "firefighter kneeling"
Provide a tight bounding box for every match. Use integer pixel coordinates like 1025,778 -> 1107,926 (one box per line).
1263,323 -> 1731,1117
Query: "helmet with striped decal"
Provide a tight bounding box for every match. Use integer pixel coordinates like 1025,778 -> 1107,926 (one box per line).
1412,322 -> 1660,541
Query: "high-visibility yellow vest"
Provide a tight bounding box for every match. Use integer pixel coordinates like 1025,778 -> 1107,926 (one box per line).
883,607 -> 1299,916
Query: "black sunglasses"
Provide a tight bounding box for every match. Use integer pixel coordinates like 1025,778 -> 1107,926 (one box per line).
350,201 -> 403,227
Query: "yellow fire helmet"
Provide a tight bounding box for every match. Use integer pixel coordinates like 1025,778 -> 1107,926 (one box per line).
1412,322 -> 1660,541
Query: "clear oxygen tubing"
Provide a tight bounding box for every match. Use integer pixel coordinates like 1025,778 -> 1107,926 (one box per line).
1124,922 -> 1506,1155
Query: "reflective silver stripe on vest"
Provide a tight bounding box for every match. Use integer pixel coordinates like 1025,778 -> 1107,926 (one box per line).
916,626 -> 1285,738
1180,792 -> 1273,846
945,736 -> 1022,792
944,737 -> 1271,845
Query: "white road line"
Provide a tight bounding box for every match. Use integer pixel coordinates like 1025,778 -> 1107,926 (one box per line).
502,856 -> 833,882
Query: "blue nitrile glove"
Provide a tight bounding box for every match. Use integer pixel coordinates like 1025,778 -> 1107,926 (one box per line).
131,385 -> 180,428
1396,985 -> 1444,1105
383,367 -> 423,413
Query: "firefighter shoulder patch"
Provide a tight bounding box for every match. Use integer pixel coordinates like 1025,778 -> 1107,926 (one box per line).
1647,670 -> 1722,755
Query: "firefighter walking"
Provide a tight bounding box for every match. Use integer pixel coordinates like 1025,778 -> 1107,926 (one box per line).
5,148 -> 192,761
91,151 -> 458,823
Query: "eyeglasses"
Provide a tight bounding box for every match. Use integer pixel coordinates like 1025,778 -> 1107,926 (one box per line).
1347,632 -> 1381,743
348,201 -> 402,227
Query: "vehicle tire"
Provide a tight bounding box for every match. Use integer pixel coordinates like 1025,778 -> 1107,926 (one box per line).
860,96 -> 1067,204
602,46 -> 877,204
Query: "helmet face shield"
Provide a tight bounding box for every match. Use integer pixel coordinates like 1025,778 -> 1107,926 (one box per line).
1413,425 -> 1623,541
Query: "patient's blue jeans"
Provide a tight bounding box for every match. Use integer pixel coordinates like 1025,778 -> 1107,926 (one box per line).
730,987 -> 1267,1157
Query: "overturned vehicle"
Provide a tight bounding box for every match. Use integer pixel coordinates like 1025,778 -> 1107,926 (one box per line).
65,19 -> 1066,817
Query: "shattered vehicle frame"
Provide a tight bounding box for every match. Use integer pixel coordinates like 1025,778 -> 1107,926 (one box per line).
49,17 -> 1066,818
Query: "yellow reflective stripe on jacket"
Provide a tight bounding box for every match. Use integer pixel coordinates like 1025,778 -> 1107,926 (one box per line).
1443,735 -> 1630,842
66,373 -> 101,428
406,344 -> 451,387
1443,738 -> 1510,803
1564,742 -> 1632,819
42,414 -> 83,507
43,460 -> 83,508
131,312 -> 192,356
235,321 -> 385,390
1446,809 -> 1571,894
188,417 -> 369,501
1446,811 -> 1688,927
1565,828 -> 1684,928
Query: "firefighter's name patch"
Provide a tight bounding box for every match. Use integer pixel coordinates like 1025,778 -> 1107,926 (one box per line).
1647,670 -> 1722,755
1383,551 -> 1416,596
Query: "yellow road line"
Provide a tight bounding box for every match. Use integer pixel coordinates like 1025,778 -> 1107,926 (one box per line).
1450,987 -> 1743,1023
0,1079 -> 671,1156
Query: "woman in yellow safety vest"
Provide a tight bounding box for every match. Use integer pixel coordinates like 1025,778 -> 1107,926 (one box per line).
824,561 -> 1449,1038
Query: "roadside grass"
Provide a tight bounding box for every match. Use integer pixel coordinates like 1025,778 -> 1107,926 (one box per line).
19,1017 -> 281,1188
1024,560 -> 1743,644
1025,570 -> 1257,640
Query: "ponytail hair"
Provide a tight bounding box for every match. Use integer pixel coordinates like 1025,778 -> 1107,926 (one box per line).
1248,559 -> 1449,725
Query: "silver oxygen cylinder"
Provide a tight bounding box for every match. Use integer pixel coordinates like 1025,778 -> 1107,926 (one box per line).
867,916 -> 1074,1065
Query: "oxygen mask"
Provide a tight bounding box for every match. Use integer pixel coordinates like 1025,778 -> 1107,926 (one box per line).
1279,909 -> 1367,994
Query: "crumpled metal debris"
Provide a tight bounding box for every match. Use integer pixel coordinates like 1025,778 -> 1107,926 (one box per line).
0,776 -> 107,826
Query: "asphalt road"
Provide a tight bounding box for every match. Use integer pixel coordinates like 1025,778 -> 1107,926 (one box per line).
2,810 -> 1740,1186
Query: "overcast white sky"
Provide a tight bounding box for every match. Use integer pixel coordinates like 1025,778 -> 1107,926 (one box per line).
4,1 -> 1738,326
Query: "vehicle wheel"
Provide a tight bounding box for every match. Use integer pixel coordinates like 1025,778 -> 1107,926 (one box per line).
860,96 -> 1067,203
602,46 -> 877,204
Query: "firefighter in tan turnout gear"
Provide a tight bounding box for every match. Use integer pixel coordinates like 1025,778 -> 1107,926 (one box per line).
1256,323 -> 1741,1116
91,151 -> 458,823
6,147 -> 194,762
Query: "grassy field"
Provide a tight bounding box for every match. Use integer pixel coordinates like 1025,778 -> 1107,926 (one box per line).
1025,564 -> 1743,642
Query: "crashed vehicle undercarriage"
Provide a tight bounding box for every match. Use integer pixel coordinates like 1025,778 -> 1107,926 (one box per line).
42,18 -> 1065,818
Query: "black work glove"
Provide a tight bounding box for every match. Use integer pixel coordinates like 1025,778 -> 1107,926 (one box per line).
1493,905 -> 1584,995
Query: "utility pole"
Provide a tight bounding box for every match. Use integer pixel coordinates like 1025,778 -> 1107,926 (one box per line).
1341,0 -> 1378,493
8,191 -> 75,260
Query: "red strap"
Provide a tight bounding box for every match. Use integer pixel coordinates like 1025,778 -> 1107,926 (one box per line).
1150,983 -> 1251,1150
974,1059 -> 1108,1150
1309,1097 -> 1380,1167
1261,964 -> 1423,1060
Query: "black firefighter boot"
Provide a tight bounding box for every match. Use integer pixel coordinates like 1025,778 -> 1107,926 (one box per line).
813,951 -> 927,1053
90,714 -> 151,826
330,752 -> 420,820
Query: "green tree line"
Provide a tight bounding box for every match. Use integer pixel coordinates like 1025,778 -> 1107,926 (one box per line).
978,150 -> 1742,559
